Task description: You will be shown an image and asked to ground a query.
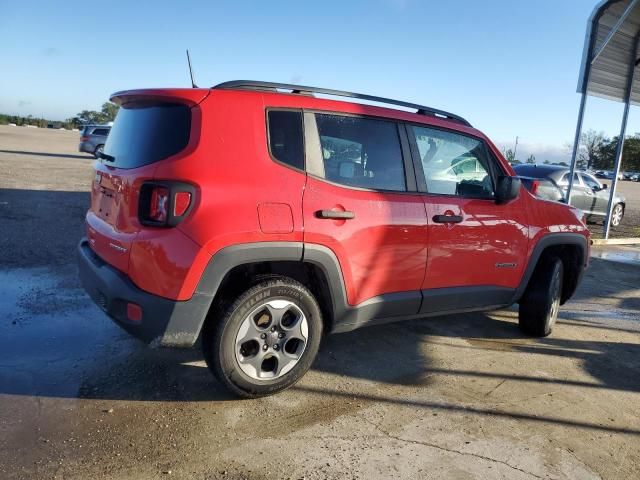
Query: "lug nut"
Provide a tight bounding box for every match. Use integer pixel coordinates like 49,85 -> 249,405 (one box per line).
278,332 -> 285,339
262,344 -> 268,351
260,333 -> 267,339
271,326 -> 276,332
273,344 -> 279,351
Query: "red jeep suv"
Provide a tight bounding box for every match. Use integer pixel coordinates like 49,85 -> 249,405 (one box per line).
78,80 -> 590,397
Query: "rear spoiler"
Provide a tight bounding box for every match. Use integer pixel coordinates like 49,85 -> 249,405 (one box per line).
110,88 -> 210,107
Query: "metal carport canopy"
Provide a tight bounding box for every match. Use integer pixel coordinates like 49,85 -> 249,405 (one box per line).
578,0 -> 640,104
569,0 -> 640,239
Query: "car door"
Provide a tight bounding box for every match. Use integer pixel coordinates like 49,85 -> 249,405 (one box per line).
580,172 -> 608,215
406,124 -> 529,314
302,112 -> 428,312
558,172 -> 588,211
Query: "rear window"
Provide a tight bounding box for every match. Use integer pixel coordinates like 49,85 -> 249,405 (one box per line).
267,110 -> 304,170
103,102 -> 191,169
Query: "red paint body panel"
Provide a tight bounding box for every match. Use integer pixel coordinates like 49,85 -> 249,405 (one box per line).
258,203 -> 294,234
303,177 -> 428,306
422,194 -> 529,290
85,86 -> 589,306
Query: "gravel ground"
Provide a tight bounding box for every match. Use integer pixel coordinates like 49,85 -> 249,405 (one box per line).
1,125 -> 639,479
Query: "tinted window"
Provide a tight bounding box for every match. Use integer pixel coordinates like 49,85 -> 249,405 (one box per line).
92,128 -> 110,136
315,114 -> 406,191
267,110 -> 304,170
103,102 -> 191,169
581,173 -> 601,190
411,126 -> 494,197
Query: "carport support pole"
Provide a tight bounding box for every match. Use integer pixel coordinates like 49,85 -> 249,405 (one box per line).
603,37 -> 639,238
566,92 -> 587,206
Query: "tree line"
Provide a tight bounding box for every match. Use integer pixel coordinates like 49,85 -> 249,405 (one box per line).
0,102 -> 119,130
501,129 -> 640,172
574,129 -> 640,172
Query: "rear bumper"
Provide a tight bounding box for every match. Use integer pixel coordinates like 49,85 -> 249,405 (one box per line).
78,142 -> 94,154
77,238 -> 213,347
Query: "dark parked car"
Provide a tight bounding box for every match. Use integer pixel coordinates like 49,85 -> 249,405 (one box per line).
513,164 -> 626,226
79,125 -> 111,158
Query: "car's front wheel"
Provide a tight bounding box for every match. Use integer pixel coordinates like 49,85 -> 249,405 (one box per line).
203,276 -> 323,398
518,256 -> 563,337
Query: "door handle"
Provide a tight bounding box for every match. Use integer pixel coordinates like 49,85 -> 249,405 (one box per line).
433,214 -> 463,224
315,210 -> 355,220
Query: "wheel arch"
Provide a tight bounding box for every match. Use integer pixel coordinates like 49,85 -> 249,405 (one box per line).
195,242 -> 348,339
514,233 -> 589,305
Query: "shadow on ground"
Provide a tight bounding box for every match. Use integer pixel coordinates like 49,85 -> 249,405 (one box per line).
0,188 -> 89,268
0,149 -> 90,160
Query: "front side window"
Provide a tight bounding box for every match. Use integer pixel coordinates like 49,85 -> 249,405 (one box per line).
314,114 -> 406,191
410,125 -> 495,197
581,173 -> 601,190
267,110 -> 304,170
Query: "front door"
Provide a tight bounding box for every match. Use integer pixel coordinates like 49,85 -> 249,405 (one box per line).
406,124 -> 529,314
302,112 -> 428,309
579,172 -> 609,215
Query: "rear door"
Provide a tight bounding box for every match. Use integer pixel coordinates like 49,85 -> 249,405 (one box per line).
406,124 -> 529,313
302,112 -> 428,311
87,101 -> 193,273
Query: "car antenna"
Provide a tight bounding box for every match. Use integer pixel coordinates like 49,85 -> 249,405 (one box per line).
186,49 -> 198,88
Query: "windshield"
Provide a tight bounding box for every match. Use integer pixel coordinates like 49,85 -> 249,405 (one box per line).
103,102 -> 191,169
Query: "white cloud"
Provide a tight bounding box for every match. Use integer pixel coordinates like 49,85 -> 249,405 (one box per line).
495,140 -> 571,164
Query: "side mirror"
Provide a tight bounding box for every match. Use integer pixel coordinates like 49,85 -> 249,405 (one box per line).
495,176 -> 521,204
601,183 -> 608,190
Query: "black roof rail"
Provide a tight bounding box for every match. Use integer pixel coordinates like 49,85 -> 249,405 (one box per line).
213,80 -> 472,127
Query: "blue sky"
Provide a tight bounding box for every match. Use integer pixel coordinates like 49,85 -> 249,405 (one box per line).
1,0 -> 636,162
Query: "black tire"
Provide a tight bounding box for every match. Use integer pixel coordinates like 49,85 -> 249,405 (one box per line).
202,276 -> 323,398
94,144 -> 104,159
518,256 -> 563,337
610,203 -> 624,227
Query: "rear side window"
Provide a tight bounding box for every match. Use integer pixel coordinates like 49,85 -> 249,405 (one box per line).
92,128 -> 110,136
103,102 -> 191,169
267,110 -> 304,170
314,114 -> 406,191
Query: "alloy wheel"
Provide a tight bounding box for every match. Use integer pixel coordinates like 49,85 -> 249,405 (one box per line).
234,300 -> 308,380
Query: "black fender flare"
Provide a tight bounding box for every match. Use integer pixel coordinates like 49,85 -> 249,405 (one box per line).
191,242 -> 357,340
511,232 -> 589,304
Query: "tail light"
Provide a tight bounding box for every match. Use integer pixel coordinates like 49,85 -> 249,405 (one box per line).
80,135 -> 89,141
530,180 -> 540,196
149,186 -> 169,223
139,182 -> 195,227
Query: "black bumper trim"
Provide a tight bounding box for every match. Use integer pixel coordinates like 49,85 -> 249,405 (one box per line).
77,238 -> 213,347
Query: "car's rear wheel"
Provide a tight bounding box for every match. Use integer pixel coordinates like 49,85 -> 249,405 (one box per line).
518,256 -> 563,337
610,203 -> 624,227
202,276 -> 323,398
94,144 -> 104,159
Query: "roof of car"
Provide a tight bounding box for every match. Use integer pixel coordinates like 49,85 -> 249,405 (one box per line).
213,80 -> 472,127
513,164 -> 604,183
